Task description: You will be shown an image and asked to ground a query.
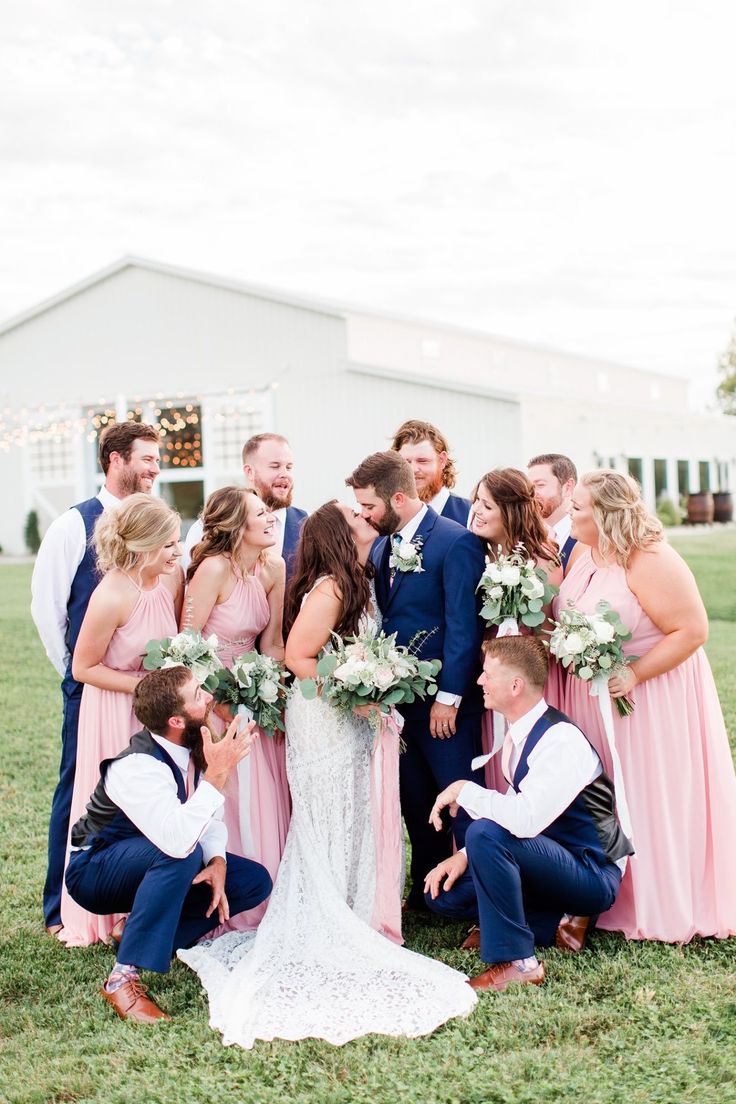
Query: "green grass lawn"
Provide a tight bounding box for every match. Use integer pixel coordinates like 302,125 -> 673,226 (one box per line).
1,539 -> 735,1104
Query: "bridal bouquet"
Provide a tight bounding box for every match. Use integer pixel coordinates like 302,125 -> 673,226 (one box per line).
142,628 -> 222,692
214,651 -> 288,737
477,544 -> 558,633
547,600 -> 636,717
299,629 -> 442,729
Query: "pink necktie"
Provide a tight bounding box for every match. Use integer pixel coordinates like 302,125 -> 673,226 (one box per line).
185,757 -> 196,799
501,729 -> 515,785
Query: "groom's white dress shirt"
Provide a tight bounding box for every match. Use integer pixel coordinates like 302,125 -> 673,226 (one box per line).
395,505 -> 460,709
31,485 -> 122,677
181,507 -> 288,573
550,513 -> 572,551
102,733 -> 228,863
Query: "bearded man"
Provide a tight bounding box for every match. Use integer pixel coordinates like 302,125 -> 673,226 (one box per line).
527,453 -> 577,570
390,419 -> 471,526
182,433 -> 307,580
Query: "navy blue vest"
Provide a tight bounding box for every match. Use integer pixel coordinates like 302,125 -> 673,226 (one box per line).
63,497 -> 104,696
512,706 -> 633,866
70,730 -> 197,851
560,535 -> 577,571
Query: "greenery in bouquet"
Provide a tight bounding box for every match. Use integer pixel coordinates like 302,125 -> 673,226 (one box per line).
547,599 -> 636,716
214,651 -> 288,737
299,629 -> 441,729
477,543 -> 558,629
142,628 -> 222,692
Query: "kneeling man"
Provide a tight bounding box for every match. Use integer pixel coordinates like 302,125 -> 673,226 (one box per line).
65,666 -> 272,1022
424,636 -> 632,992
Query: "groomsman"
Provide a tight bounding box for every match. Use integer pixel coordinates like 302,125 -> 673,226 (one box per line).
390,419 -> 472,526
346,451 -> 485,909
31,421 -> 162,935
424,637 -> 631,991
65,666 -> 271,1022
527,453 -> 578,569
182,433 -> 307,581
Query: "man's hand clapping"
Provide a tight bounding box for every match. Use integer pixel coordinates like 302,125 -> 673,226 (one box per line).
202,715 -> 258,792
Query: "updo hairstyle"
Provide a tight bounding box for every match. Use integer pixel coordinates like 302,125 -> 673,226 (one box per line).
94,493 -> 180,574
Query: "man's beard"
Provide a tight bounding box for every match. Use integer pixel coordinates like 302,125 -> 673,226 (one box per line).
537,491 -> 562,520
257,481 -> 293,511
118,468 -> 152,497
370,500 -> 402,536
416,469 -> 445,504
181,704 -> 212,773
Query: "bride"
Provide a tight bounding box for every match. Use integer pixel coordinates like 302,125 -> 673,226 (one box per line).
178,501 -> 476,1047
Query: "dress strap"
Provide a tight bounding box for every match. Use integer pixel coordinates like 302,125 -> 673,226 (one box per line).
301,575 -> 333,607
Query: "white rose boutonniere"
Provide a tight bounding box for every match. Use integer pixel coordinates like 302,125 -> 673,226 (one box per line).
390,535 -> 425,576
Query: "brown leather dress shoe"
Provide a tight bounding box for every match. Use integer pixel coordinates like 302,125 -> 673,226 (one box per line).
101,980 -> 171,1023
555,915 -> 596,953
45,923 -> 64,937
469,960 -> 545,992
108,916 -> 127,949
460,925 -> 481,951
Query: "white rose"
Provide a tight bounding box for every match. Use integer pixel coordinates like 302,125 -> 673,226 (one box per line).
170,632 -> 190,650
373,665 -> 395,691
258,678 -> 279,703
500,565 -> 521,587
205,634 -> 219,650
489,585 -> 504,601
563,632 -> 586,655
523,576 -> 545,600
397,542 -> 416,561
486,564 -> 503,584
590,619 -> 615,644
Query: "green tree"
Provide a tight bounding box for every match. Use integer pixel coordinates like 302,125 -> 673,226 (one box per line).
24,509 -> 41,554
717,317 -> 736,414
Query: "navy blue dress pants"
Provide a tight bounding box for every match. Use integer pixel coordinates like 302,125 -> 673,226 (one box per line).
425,819 -> 621,962
399,705 -> 483,907
66,840 -> 272,973
44,682 -> 82,927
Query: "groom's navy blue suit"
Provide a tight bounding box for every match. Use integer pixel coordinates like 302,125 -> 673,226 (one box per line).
371,506 -> 486,906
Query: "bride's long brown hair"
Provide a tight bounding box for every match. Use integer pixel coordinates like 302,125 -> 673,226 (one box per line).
284,501 -> 373,639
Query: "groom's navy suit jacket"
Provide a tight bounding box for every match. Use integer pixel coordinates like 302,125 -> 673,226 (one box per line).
371,507 -> 485,897
371,506 -> 485,712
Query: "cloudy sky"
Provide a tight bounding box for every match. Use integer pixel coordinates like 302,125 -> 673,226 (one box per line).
2,1 -> 735,408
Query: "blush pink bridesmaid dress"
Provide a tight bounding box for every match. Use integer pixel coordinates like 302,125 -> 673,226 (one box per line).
556,547 -> 736,943
202,564 -> 290,931
59,579 -> 177,946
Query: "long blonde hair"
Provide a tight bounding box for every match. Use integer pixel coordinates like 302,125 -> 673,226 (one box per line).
187,485 -> 266,582
581,470 -> 663,566
95,493 -> 180,575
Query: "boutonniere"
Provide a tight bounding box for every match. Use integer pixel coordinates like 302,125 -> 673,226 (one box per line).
390,535 -> 425,576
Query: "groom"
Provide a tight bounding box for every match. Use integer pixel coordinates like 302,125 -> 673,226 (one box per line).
346,451 -> 485,908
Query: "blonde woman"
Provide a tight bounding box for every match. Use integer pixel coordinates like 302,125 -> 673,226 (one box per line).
557,470 -> 736,942
184,486 -> 287,930
59,493 -> 183,946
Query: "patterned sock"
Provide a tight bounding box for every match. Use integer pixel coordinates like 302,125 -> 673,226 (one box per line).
512,956 -> 539,972
105,962 -> 140,993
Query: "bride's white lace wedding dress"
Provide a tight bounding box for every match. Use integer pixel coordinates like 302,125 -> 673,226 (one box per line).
178,582 -> 476,1048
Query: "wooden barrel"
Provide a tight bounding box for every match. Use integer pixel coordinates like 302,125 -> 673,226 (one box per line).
713,492 -> 733,523
687,492 -> 714,524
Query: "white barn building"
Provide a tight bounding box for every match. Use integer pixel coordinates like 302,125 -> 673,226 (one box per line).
0,256 -> 733,554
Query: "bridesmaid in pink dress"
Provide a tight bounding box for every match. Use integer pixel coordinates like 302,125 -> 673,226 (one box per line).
557,470 -> 736,942
60,494 -> 183,946
185,486 -> 288,930
470,469 -> 563,793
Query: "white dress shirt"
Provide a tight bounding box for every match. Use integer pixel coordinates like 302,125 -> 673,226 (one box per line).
30,485 -> 122,677
394,505 -> 460,709
550,513 -> 572,551
457,698 -> 626,866
182,507 -> 288,573
429,487 -> 450,516
104,733 -> 227,864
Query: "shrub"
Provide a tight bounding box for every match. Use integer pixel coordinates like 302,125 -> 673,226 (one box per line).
657,498 -> 681,527
24,510 -> 41,554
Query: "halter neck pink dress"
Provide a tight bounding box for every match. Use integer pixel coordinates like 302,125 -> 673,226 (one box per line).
555,547 -> 736,942
202,563 -> 290,932
60,577 -> 178,946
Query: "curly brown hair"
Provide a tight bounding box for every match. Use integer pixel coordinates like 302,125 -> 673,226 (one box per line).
284,501 -> 374,638
390,419 -> 457,490
474,468 -> 560,566
186,485 -> 265,583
